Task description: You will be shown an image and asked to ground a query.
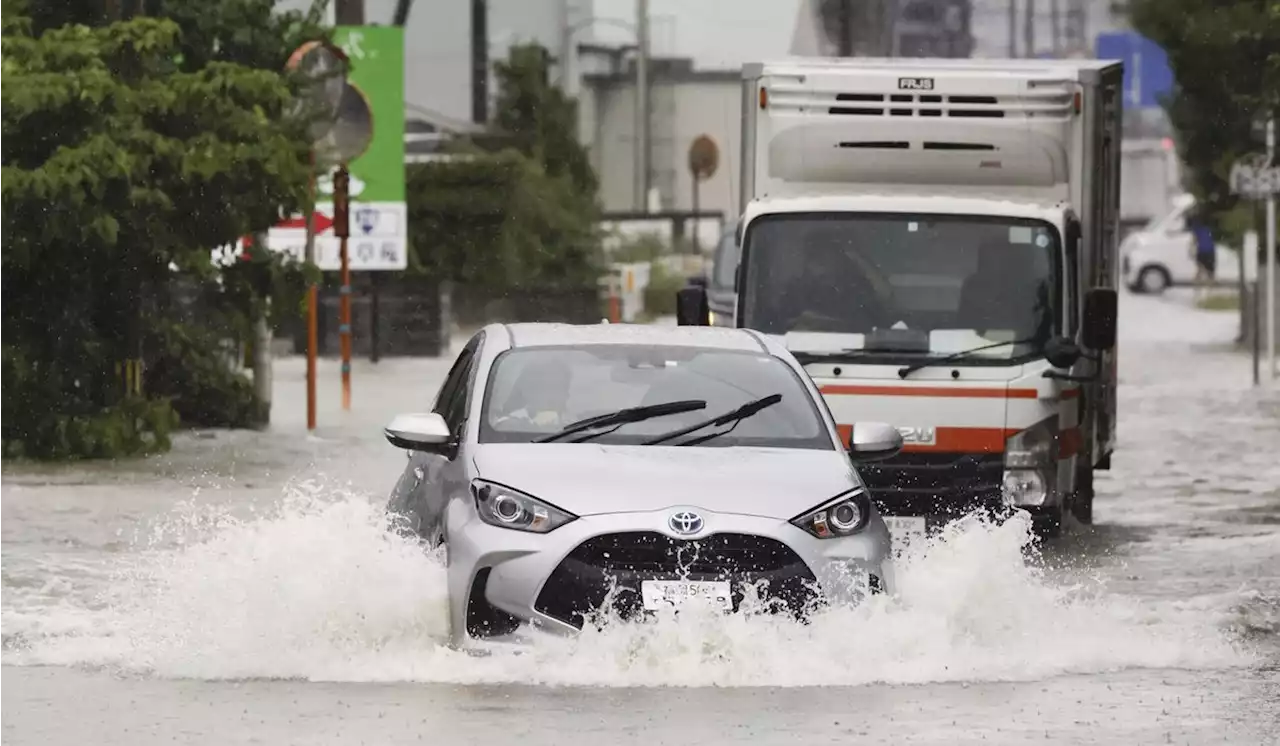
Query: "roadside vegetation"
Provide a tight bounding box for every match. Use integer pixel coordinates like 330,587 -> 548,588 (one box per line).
1127,0 -> 1280,246
1,1 -> 602,460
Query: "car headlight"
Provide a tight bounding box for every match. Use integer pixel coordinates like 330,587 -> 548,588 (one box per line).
471,480 -> 576,533
1002,418 -> 1057,507
790,490 -> 871,539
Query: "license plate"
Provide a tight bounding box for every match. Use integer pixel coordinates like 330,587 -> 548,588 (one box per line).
883,517 -> 927,549
640,580 -> 733,611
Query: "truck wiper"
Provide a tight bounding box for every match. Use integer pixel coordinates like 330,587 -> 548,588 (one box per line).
897,337 -> 1040,379
791,349 -> 912,365
641,394 -> 783,447
535,400 -> 707,443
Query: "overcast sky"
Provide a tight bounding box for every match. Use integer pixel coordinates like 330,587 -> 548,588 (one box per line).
587,0 -> 804,69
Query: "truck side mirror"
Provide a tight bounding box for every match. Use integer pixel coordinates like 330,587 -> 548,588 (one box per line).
1082,288 -> 1117,350
676,285 -> 709,326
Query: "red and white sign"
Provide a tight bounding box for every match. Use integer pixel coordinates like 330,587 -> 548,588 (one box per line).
236,202 -> 408,271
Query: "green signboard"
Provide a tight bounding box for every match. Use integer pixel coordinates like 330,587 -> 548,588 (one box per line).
314,25 -> 405,270
333,26 -> 404,204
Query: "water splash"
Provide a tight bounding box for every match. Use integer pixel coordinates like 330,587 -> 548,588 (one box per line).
2,484 -> 1257,686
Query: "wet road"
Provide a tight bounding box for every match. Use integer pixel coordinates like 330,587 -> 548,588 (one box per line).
3,290 -> 1279,745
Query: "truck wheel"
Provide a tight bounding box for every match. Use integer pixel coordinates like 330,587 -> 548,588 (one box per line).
1137,266 -> 1170,294
1071,463 -> 1095,525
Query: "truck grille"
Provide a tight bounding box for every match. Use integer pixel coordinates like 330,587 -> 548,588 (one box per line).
859,452 -> 1005,517
534,532 -> 820,629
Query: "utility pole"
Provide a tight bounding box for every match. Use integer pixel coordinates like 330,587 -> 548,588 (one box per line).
1007,0 -> 1018,56
634,0 -> 650,212
1049,0 -> 1061,56
559,0 -> 576,97
1267,117 -> 1276,383
838,0 -> 853,56
471,0 -> 489,125
1023,0 -> 1035,58
334,0 -> 364,24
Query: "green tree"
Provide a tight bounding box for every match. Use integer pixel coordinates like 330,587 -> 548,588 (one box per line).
406,43 -> 603,291
492,42 -> 599,198
1,2 -> 319,458
1128,0 -> 1280,239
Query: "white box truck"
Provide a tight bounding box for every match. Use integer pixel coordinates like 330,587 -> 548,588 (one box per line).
677,57 -> 1123,537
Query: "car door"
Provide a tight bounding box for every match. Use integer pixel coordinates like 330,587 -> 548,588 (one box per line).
387,333 -> 483,544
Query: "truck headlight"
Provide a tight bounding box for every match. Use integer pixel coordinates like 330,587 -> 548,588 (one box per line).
1002,418 -> 1057,507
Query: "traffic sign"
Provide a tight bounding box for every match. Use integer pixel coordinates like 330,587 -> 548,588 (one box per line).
1230,155 -> 1280,198
1095,31 -> 1173,110
244,202 -> 407,271
329,26 -> 406,270
688,135 -> 719,181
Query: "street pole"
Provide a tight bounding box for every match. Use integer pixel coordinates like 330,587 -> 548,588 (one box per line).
1023,0 -> 1035,58
635,0 -> 650,212
334,163 -> 353,410
1266,117 -> 1276,383
1008,0 -> 1017,57
304,151 -> 318,431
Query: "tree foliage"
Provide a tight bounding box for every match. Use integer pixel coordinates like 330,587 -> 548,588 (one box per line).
408,43 -> 602,291
1128,0 -> 1280,238
1,0 -> 323,459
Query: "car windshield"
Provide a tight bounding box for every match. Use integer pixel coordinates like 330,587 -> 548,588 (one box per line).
740,213 -> 1059,362
478,344 -> 832,449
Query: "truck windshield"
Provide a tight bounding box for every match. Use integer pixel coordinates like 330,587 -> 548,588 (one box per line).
740,213 -> 1060,362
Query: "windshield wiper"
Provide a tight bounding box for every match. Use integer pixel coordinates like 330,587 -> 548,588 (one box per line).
642,394 -> 783,447
791,349 -> 918,365
897,337 -> 1040,379
534,400 -> 707,444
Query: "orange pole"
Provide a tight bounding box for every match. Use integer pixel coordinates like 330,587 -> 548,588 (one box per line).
305,152 -> 318,431
336,163 -> 352,411
307,285 -> 318,429
340,232 -> 351,411
609,293 -> 621,324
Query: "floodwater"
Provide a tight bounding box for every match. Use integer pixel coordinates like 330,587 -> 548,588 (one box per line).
3,290 -> 1279,745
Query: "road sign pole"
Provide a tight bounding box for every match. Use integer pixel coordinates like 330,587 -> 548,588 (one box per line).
304,151 -> 319,430
334,164 -> 353,410
1267,117 -> 1276,383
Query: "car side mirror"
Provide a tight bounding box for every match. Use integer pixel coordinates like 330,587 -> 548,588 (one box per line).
1082,288 -> 1118,351
847,421 -> 903,462
384,412 -> 453,453
1043,335 -> 1082,369
675,285 -> 709,326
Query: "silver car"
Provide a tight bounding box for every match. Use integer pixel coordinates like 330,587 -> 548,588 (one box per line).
384,322 -> 904,647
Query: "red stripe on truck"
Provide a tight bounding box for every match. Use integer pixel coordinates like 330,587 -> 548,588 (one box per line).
821,385 -> 1038,399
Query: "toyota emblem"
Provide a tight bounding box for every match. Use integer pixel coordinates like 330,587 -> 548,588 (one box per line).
668,510 -> 704,536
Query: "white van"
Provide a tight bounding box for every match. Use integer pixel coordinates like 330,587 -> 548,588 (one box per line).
1121,194 -> 1239,293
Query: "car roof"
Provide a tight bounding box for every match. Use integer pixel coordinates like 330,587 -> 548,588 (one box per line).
494,322 -> 776,354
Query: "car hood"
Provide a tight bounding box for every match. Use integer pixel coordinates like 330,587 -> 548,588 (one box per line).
471,444 -> 859,519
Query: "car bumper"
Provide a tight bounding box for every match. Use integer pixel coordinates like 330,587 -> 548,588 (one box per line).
446,505 -> 894,640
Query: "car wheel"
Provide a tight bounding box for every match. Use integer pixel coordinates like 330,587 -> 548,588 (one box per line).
1137,265 -> 1170,294
1031,504 -> 1063,539
1071,462 -> 1095,525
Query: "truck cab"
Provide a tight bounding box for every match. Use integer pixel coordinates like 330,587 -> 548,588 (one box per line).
678,57 -> 1124,538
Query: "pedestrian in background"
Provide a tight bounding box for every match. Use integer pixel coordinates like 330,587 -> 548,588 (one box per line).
1188,210 -> 1216,300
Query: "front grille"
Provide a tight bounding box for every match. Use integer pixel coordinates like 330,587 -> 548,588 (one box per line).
534,532 -> 819,629
860,452 -> 1005,517
568,532 -> 801,576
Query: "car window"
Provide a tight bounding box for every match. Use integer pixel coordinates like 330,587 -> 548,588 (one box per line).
477,344 -> 832,450
433,333 -> 483,429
